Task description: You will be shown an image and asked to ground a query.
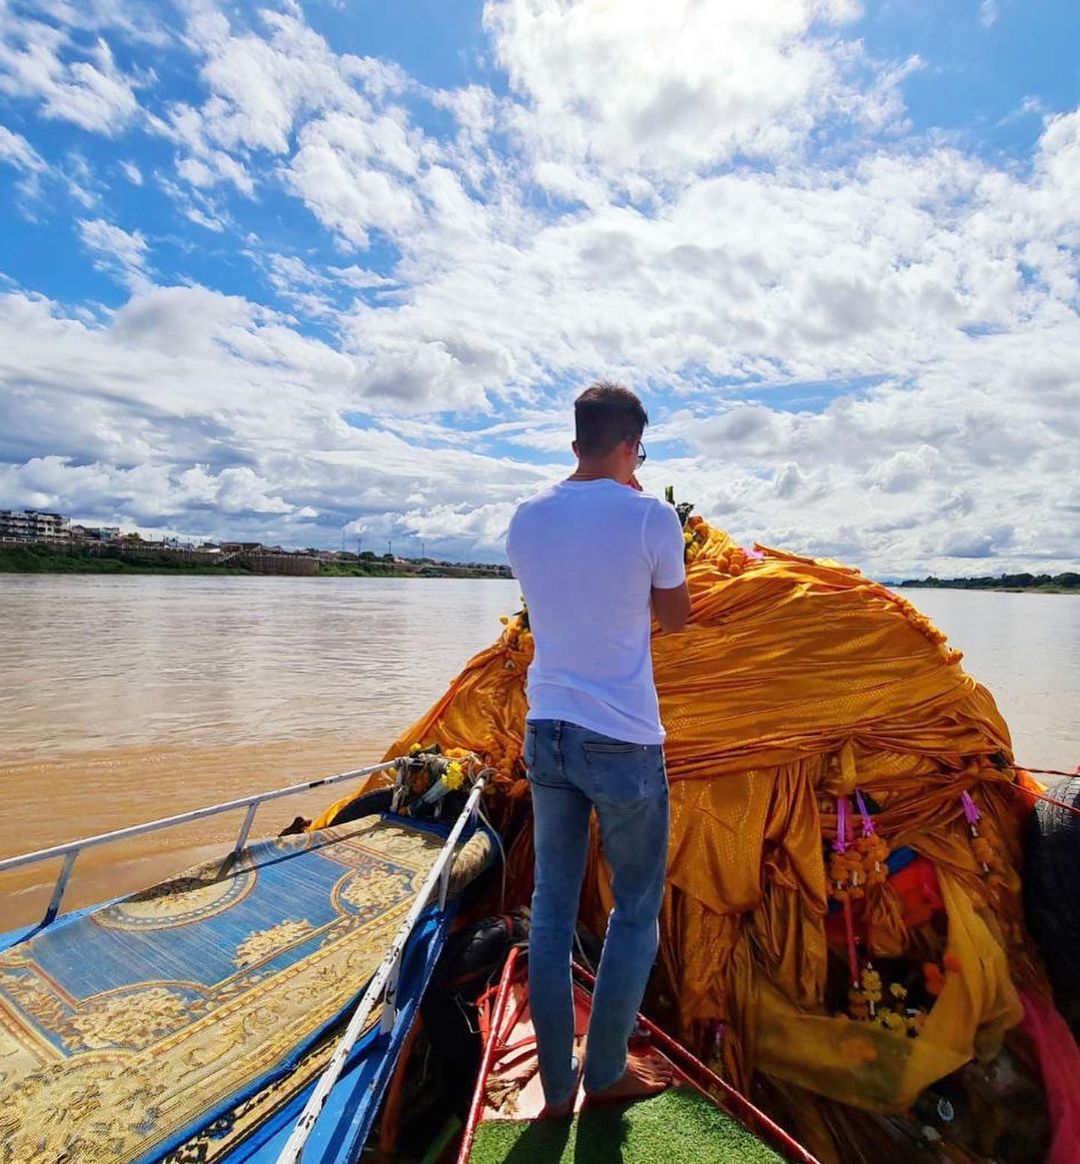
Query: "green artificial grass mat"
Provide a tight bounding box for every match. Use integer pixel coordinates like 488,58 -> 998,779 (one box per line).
467,1085 -> 786,1163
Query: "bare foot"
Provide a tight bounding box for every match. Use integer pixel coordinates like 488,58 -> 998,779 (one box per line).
540,1037 -> 586,1119
540,1095 -> 575,1119
585,1050 -> 673,1105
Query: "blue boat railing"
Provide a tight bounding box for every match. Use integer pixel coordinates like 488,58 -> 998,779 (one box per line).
276,774 -> 488,1164
0,758 -> 398,928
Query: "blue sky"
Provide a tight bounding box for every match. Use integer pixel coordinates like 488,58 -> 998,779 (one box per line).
0,0 -> 1078,574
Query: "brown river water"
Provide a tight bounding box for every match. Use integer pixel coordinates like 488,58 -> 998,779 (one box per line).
2,575 -> 1078,929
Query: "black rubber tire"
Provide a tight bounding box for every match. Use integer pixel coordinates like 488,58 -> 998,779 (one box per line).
325,786 -> 394,827
1024,776 -> 1080,997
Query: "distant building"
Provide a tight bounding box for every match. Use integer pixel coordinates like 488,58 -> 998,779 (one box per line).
0,509 -> 71,541
71,524 -> 120,541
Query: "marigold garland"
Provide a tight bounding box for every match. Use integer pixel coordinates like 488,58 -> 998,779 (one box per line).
829,793 -> 889,901
848,966 -> 931,1036
960,788 -> 1006,886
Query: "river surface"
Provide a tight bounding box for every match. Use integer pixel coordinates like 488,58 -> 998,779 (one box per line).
1,575 -> 1077,926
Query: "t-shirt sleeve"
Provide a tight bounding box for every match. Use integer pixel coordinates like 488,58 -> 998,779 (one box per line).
644,501 -> 686,589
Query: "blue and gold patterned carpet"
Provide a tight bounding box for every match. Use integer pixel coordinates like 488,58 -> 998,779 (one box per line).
0,815 -> 468,1163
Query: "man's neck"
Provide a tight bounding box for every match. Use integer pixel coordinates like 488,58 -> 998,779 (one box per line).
567,460 -> 622,483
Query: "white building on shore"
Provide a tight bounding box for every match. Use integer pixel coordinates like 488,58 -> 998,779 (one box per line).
0,510 -> 71,541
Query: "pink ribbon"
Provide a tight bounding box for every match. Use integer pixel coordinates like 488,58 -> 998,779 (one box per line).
835,795 -> 850,852
854,789 -> 875,835
960,790 -> 981,827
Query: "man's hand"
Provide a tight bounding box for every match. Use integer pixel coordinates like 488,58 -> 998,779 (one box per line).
651,582 -> 690,632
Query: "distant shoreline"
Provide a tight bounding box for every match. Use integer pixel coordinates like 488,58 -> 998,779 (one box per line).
0,544 -> 512,580
895,576 -> 1079,595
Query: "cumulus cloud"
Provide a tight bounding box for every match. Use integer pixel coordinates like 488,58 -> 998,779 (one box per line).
484,0 -> 900,179
0,285 -> 543,554
0,0 -> 1078,574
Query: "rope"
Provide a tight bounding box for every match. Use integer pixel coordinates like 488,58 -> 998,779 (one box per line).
1004,763 -> 1080,819
1013,764 -> 1080,779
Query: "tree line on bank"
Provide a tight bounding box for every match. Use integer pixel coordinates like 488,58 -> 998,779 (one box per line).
898,572 -> 1080,592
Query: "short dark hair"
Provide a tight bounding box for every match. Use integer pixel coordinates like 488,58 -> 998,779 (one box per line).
574,381 -> 648,457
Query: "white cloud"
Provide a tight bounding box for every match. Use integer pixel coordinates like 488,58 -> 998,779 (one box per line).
0,0 -> 1078,574
118,158 -> 143,184
285,112 -> 422,248
484,0 -> 896,179
0,123 -> 45,171
0,285 -> 541,554
979,1 -> 999,29
0,15 -> 142,135
77,217 -> 150,290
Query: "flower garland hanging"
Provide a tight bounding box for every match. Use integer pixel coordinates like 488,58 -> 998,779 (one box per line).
959,788 -> 1006,887
828,791 -> 889,901
848,967 -> 933,1036
499,606 -> 533,656
396,744 -> 483,813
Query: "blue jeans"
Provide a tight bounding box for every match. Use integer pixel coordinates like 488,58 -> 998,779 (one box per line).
524,718 -> 669,1105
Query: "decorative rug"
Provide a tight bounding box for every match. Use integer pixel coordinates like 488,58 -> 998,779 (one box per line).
0,816 -> 473,1163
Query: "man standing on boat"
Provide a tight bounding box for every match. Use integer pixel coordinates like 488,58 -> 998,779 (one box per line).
506,381 -> 690,1115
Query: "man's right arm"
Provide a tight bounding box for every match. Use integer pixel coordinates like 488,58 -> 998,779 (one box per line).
652,581 -> 690,633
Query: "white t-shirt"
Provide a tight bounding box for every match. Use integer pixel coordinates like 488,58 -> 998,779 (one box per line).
506,479 -> 686,745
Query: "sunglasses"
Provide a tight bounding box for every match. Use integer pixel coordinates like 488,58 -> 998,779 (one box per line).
635,441 -> 647,469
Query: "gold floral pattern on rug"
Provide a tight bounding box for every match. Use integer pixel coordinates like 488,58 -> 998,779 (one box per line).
337,868 -> 414,918
234,920 -> 315,969
0,971 -> 68,1031
64,987 -> 199,1051
0,1058 -> 170,1164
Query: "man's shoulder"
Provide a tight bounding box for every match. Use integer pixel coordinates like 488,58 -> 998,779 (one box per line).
629,490 -> 675,523
511,481 -> 562,519
508,483 -> 561,544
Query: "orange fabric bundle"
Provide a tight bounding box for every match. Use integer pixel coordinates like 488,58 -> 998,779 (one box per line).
312,517 -> 1052,1115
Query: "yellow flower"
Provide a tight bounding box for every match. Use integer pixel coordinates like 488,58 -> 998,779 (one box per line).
408,742 -> 422,756
443,760 -> 465,791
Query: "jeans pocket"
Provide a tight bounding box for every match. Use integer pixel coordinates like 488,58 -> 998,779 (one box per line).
581,745 -> 649,801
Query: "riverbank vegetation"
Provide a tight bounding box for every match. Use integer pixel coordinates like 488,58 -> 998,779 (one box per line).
0,544 -> 232,574
898,573 -> 1080,594
0,543 -> 511,579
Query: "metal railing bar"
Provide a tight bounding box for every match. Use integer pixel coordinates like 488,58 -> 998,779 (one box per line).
379,949 -> 403,1036
215,801 -> 262,878
438,854 -> 452,911
43,851 -> 79,925
276,776 -> 487,1164
0,759 -> 397,877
